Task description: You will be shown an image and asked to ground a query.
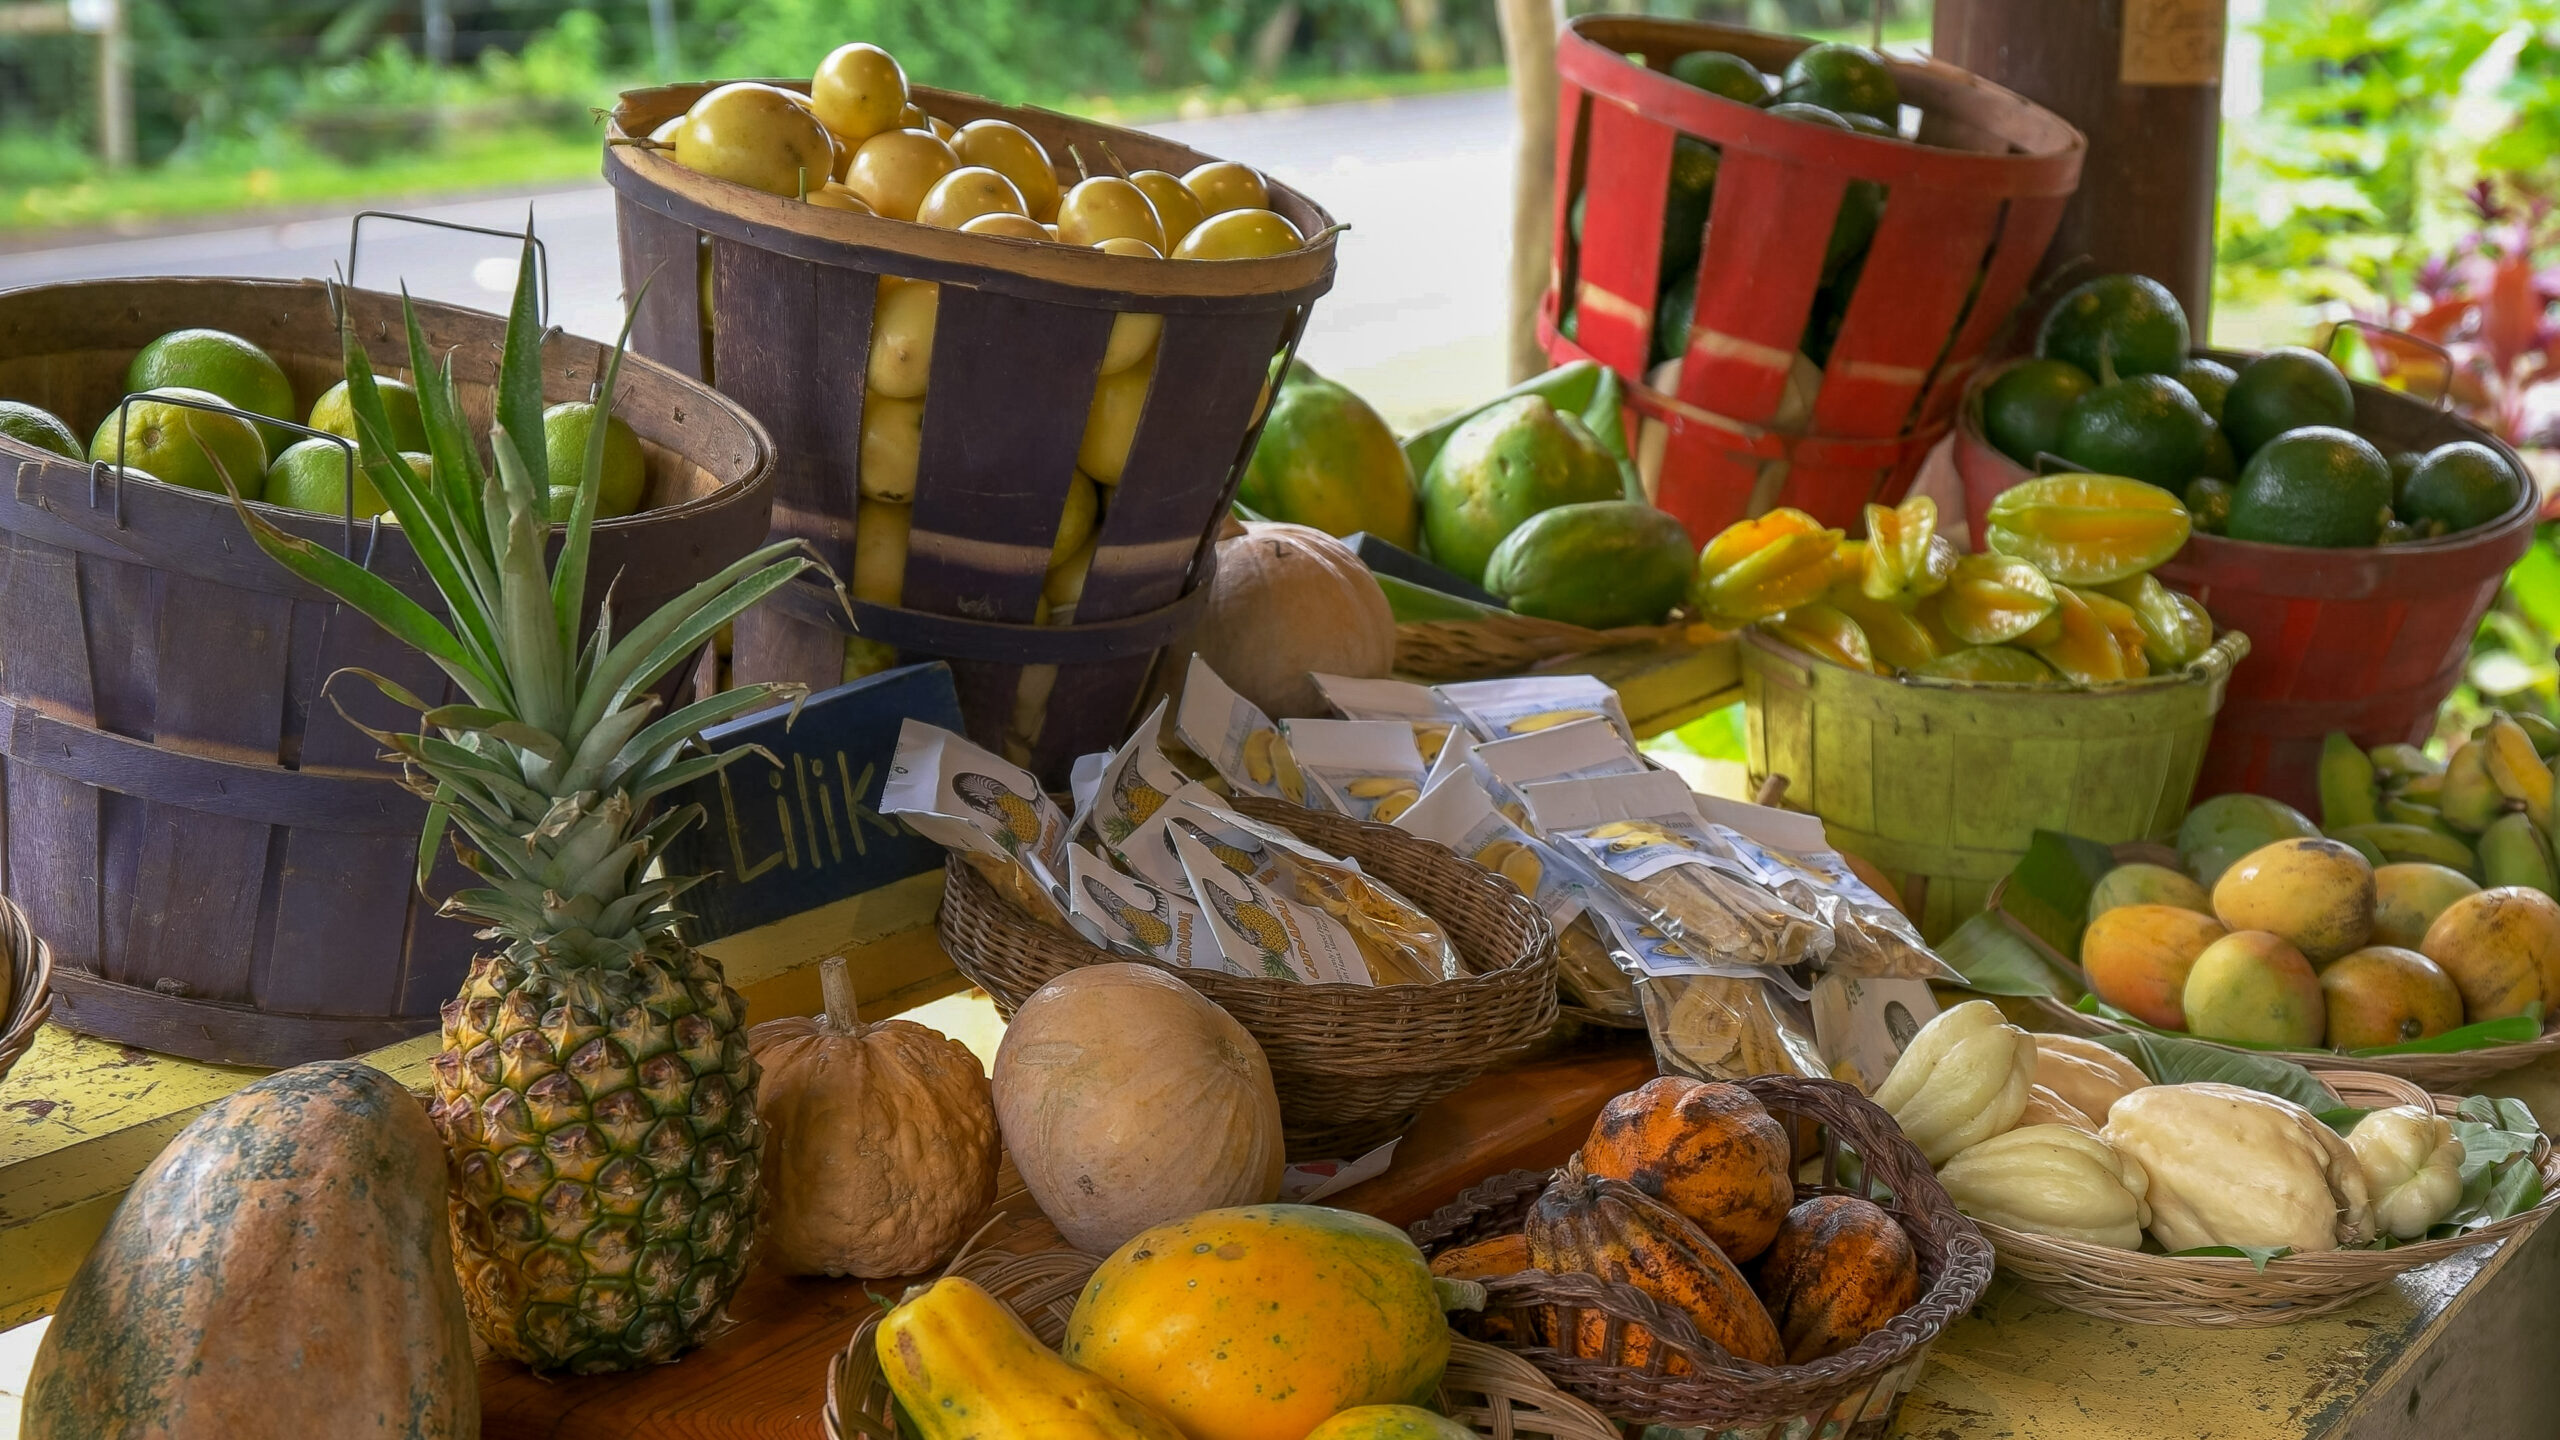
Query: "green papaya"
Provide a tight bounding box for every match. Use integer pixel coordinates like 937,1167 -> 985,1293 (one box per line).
1419,394 -> 1627,583
1240,361 -> 1420,549
1482,499 -> 1693,630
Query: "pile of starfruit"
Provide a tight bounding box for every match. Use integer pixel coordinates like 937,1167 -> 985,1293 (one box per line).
1693,476 -> 2216,685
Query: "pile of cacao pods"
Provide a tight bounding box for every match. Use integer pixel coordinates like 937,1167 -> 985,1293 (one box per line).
1695,477 -> 2216,686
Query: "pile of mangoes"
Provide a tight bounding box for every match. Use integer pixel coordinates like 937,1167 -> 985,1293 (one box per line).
1698,475 -> 2216,685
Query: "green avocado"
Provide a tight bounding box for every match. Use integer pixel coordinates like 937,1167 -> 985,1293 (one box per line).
1482,500 -> 1694,630
1420,395 -> 1627,584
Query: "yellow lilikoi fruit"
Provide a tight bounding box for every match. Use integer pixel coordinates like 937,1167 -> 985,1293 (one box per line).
1692,509 -> 1843,630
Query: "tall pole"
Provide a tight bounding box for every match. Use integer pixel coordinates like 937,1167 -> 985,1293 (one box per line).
1495,0 -> 1558,384
93,0 -> 130,169
648,0 -> 679,81
422,0 -> 452,65
1934,0 -> 2228,337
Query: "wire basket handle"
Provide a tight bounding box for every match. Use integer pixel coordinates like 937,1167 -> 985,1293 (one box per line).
2323,317 -> 2455,412
95,391 -> 384,565
346,209 -> 551,326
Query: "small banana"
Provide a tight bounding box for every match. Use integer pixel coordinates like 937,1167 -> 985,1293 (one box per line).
1347,775 -> 1417,799
2437,739 -> 2510,835
2517,712 -> 2560,759
1367,787 -> 1421,823
2329,822 -> 2483,881
2480,812 -> 2559,899
2318,731 -> 2381,830
1411,723 -> 1452,764
2379,797 -> 2462,838
2398,770 -> 2446,805
1271,734 -> 1307,806
2367,742 -> 2443,786
2484,715 -> 2554,831
1506,708 -> 1604,734
1243,728 -> 1278,786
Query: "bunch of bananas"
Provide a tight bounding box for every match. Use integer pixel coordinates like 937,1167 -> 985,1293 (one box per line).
2321,712 -> 2560,894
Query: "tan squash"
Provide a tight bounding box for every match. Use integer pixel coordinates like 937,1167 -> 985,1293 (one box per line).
1191,521 -> 1395,717
749,958 -> 999,1277
994,963 -> 1286,1255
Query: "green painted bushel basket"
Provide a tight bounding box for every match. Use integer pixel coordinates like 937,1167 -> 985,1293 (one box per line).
1742,627 -> 2251,941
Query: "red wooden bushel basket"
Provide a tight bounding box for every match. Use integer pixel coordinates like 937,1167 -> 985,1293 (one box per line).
1539,16 -> 2083,541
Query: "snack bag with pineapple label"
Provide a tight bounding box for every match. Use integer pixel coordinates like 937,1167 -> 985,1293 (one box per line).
1068,749 -> 1111,826
1175,655 -> 1305,804
883,719 -> 1071,926
1279,718 -> 1428,823
1697,794 -> 1954,983
1471,714 -> 1647,802
1520,770 -> 1824,971
1065,843 -> 1210,968
1810,973 -> 1941,1094
1124,784 -> 1316,894
1400,771 -> 1638,1017
1072,698 -> 1189,851
1436,674 -> 1636,748
1313,673 -> 1467,768
1172,827 -> 1373,984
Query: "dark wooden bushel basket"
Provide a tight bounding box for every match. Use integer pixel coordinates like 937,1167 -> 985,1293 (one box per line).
606,82 -> 1339,783
0,277 -> 776,1066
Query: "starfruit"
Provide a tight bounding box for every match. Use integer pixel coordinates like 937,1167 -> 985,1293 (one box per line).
1936,552 -> 2058,646
1760,603 -> 1875,673
1984,474 -> 2193,585
2097,573 -> 2214,669
2073,586 -> 2151,679
1693,508 -> 1842,630
1827,587 -> 1940,672
1857,496 -> 1956,604
2031,585 -> 2130,685
1916,646 -> 2057,684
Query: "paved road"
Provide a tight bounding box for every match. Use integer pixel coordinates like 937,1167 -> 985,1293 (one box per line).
0,88 -> 1516,427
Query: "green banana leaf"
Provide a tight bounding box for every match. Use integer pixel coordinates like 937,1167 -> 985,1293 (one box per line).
1376,572 -> 1504,625
2078,994 -> 2546,1057
2087,1029 -> 2343,1111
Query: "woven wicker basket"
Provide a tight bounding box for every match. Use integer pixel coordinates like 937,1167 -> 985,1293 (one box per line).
940,796 -> 1559,1161
1396,614 -> 1690,684
1979,1071 -> 2560,1327
822,1246 -> 1621,1440
1408,1075 -> 1994,1436
1989,841 -> 2560,1087
0,896 -> 52,1085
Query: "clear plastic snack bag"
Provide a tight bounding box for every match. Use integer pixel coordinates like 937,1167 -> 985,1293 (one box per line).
1585,890 -> 1827,1082
882,718 -> 1072,928
1071,697 -> 1190,852
1172,826 -> 1375,984
1470,714 -> 1648,803
1435,674 -> 1637,748
1174,655 -> 1306,804
1312,672 -> 1467,768
1519,770 -> 1826,973
1279,718 -> 1429,823
1398,769 -> 1638,1019
1697,793 -> 1956,983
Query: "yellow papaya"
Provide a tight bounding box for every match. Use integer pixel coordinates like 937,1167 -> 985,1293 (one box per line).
2030,585 -> 2130,684
1937,553 -> 2058,645
879,1276 -> 1187,1440
1692,509 -> 1842,629
1761,602 -> 1876,672
1301,1407 -> 1474,1440
1985,474 -> 2192,585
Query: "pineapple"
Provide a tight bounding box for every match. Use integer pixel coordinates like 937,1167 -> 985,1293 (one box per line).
230,243 -> 816,1372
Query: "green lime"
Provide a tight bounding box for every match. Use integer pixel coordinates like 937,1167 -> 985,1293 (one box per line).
309,376 -> 428,453
2055,374 -> 2210,490
1844,111 -> 1898,138
2387,449 -> 2423,503
2222,346 -> 2354,457
0,399 -> 82,460
1779,42 -> 1899,123
1982,358 -> 2096,467
2228,425 -> 2393,548
1669,50 -> 1768,105
1660,136 -> 1720,280
264,437 -> 389,518
2036,274 -> 2190,380
1767,100 -> 1851,130
2185,476 -> 2233,534
1653,264 -> 1698,369
2378,518 -> 2420,544
89,387 -> 269,498
542,401 -> 648,518
127,328 -> 296,459
2198,421 -> 2237,481
546,485 -> 580,523
2175,358 -> 2237,423
2399,440 -> 2521,533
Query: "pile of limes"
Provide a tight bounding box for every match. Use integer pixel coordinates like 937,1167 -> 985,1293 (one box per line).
1981,273 -> 2522,549
0,327 -> 646,524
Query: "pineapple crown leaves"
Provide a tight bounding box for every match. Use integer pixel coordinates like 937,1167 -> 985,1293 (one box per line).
224,228 -> 821,958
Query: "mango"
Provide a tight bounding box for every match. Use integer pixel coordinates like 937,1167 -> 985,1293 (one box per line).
2088,863 -> 2212,920
2182,930 -> 2325,1048
2370,863 -> 2480,949
2178,793 -> 2322,889
2320,946 -> 2465,1050
2210,837 -> 2375,964
2081,904 -> 2229,1030
2421,886 -> 2560,1023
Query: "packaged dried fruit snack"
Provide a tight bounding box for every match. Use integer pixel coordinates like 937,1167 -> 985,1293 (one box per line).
882,718 -> 1072,927
1312,672 -> 1467,768
1278,717 -> 1429,823
1069,697 -> 1189,850
1064,843 -> 1210,968
1470,713 -> 1647,802
1581,891 -> 1826,1081
1171,826 -> 1373,984
1697,793 -> 1957,984
1175,654 -> 1307,804
1436,673 -> 1637,749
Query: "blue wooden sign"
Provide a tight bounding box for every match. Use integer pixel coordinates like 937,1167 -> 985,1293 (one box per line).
662,661 -> 964,943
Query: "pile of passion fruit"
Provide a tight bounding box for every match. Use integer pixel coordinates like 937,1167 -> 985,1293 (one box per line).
643,44 -> 1299,687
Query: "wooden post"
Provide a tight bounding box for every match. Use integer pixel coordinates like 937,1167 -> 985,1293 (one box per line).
1496,0 -> 1559,384
0,0 -> 129,168
1933,0 -> 2227,336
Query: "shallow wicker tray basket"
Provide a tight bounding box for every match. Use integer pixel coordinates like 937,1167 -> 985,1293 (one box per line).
0,895 -> 53,1085
1408,1074 -> 1994,1437
940,796 -> 1559,1161
1980,1071 -> 2560,1327
824,1246 -> 1622,1440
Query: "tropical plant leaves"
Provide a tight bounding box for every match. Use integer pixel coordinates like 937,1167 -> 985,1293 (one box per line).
2088,1030 -> 2343,1112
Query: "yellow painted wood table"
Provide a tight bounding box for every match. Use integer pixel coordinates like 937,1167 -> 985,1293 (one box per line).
0,913 -> 2553,1438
